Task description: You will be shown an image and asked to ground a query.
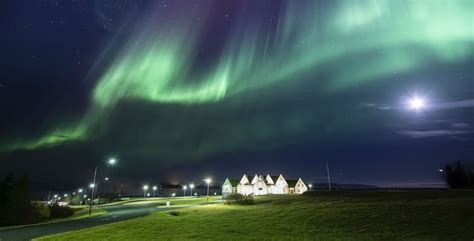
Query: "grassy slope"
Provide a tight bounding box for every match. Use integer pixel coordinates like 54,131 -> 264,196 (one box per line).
36,191 -> 474,241
0,207 -> 106,231
99,196 -> 221,207
50,206 -> 106,223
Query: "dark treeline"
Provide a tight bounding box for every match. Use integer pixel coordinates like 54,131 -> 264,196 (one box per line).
441,161 -> 474,189
0,174 -> 72,227
0,174 -> 41,226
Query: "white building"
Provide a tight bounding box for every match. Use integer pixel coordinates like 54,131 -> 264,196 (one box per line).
222,174 -> 308,196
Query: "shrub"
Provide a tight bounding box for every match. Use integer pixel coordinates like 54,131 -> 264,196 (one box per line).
31,202 -> 51,221
169,211 -> 180,216
49,205 -> 74,219
223,193 -> 255,205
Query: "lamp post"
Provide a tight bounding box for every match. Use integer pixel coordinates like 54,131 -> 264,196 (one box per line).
409,96 -> 425,111
308,184 -> 312,191
205,178 -> 211,203
153,186 -> 157,198
89,158 -> 117,215
183,185 -> 187,197
143,185 -> 149,198
189,184 -> 194,197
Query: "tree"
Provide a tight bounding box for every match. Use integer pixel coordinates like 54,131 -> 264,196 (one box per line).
0,174 -> 48,226
441,161 -> 474,189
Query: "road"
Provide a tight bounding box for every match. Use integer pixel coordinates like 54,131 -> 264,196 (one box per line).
0,201 -> 181,241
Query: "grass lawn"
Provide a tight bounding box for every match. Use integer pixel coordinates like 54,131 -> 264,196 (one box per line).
36,191 -> 474,241
50,206 -> 107,223
120,196 -> 222,207
0,206 -> 106,231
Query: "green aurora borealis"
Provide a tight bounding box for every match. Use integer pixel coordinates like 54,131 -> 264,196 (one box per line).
2,0 -> 473,167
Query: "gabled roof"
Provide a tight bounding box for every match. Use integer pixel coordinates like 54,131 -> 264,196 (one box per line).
287,179 -> 298,188
265,175 -> 280,184
250,174 -> 259,184
228,179 -> 240,187
240,174 -> 252,184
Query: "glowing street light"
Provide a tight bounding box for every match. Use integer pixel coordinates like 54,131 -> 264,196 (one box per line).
143,185 -> 149,198
183,185 -> 187,197
78,188 -> 83,193
171,193 -> 176,197
152,186 -> 157,198
205,178 -> 211,203
89,157 -> 118,215
108,158 -> 117,165
409,96 -> 425,111
104,177 -> 109,181
63,194 -> 68,197
189,184 -> 194,197
308,184 -> 313,191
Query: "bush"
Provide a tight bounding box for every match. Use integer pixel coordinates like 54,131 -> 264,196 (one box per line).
223,193 -> 255,205
49,205 -> 74,219
169,211 -> 180,216
31,202 -> 51,221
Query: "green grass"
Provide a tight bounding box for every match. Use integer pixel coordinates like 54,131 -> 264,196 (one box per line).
36,191 -> 474,241
0,206 -> 106,231
49,206 -> 106,223
120,196 -> 222,207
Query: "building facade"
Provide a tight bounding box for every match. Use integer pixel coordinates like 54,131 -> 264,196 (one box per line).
222,174 -> 308,196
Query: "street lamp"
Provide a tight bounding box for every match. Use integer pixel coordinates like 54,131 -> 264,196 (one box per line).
89,157 -> 117,215
171,193 -> 176,197
308,184 -> 312,191
108,158 -> 117,165
409,97 -> 425,110
183,185 -> 187,197
205,178 -> 211,203
104,177 -> 109,181
143,185 -> 149,198
78,188 -> 83,193
153,186 -> 157,198
189,184 -> 194,197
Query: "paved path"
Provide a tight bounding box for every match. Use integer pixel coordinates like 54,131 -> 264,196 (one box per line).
0,201 -> 190,241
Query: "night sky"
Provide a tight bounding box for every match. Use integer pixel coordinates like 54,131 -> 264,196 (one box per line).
1,0 -> 473,191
